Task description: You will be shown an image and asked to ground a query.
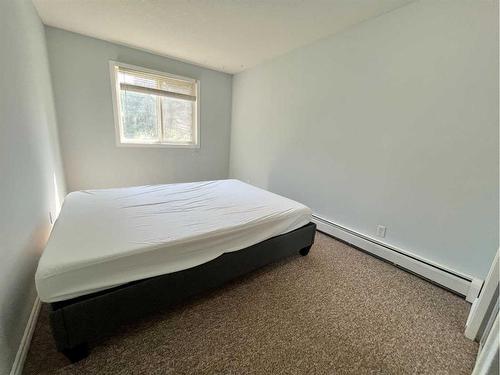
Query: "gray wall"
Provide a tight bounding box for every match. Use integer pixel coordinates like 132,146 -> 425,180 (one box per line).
46,27 -> 233,191
230,0 -> 499,279
0,1 -> 66,373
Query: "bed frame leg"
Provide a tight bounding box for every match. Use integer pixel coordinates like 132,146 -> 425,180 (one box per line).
299,245 -> 312,256
62,342 -> 90,363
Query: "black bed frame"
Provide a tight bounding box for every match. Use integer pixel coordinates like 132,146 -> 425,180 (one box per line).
48,222 -> 316,361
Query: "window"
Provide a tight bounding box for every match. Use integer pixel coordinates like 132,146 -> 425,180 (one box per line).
109,61 -> 199,147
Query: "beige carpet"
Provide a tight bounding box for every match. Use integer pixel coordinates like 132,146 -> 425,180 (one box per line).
24,232 -> 478,374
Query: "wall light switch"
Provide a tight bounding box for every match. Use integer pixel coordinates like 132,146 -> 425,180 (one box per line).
376,225 -> 386,238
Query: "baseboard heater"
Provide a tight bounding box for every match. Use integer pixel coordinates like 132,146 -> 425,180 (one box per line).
311,214 -> 483,302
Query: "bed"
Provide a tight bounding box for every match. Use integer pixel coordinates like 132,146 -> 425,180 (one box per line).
36,179 -> 316,361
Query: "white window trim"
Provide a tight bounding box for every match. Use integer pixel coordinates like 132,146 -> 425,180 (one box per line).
109,60 -> 201,149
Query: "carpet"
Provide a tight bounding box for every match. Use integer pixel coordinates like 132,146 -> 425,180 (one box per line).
23,232 -> 478,374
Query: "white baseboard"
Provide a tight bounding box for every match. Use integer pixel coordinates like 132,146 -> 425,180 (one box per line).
312,215 -> 483,302
10,297 -> 41,375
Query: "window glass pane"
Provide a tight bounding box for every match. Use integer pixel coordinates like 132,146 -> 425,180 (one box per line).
113,64 -> 198,146
120,90 -> 159,141
161,97 -> 194,143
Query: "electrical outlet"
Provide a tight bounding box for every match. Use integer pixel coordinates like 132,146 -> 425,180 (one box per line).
376,225 -> 386,238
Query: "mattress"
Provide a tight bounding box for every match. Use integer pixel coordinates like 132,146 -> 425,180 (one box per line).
35,179 -> 312,302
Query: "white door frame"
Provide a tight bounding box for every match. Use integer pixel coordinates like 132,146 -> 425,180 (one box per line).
465,249 -> 499,340
471,313 -> 499,375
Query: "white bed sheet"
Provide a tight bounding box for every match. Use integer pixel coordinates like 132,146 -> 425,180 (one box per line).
35,179 -> 312,302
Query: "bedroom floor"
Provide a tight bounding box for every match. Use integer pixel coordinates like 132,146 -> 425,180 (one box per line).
23,232 -> 478,374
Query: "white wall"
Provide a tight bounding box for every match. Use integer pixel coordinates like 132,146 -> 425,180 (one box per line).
46,27 -> 233,192
230,0 -> 498,279
0,1 -> 66,373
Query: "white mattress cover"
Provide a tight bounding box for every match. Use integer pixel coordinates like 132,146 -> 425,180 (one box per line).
35,179 -> 312,302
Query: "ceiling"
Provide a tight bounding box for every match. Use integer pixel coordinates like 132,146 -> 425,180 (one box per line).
32,0 -> 414,74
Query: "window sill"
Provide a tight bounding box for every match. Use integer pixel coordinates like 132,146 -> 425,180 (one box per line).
116,141 -> 200,149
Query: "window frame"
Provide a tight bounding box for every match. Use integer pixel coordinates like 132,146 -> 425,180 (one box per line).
109,61 -> 200,149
